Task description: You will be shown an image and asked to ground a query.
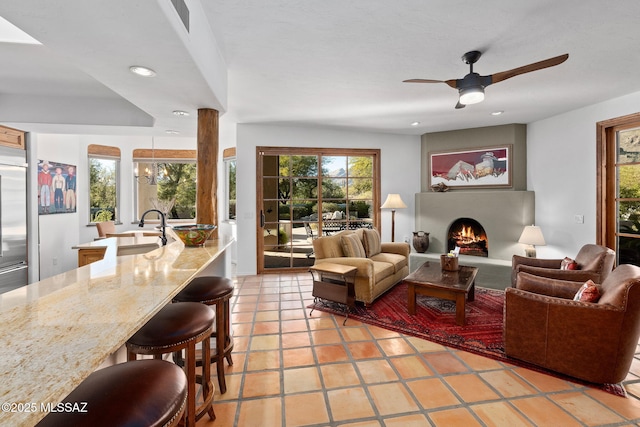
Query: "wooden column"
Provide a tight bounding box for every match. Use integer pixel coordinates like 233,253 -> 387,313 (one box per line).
196,108 -> 219,238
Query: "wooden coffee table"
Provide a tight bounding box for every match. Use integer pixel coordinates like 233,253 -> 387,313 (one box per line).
405,261 -> 478,326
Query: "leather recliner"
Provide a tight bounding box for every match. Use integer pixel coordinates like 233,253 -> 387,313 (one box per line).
511,244 -> 615,287
504,264 -> 640,384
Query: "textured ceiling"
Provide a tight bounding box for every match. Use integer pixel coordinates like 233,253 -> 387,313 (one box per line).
1,0 -> 639,137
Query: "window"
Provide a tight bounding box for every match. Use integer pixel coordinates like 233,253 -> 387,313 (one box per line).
223,147 -> 236,221
257,147 -> 380,271
88,144 -> 120,223
597,113 -> 640,266
133,149 -> 197,220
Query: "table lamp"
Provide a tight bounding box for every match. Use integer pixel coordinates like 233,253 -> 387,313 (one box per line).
380,194 -> 407,242
518,225 -> 546,257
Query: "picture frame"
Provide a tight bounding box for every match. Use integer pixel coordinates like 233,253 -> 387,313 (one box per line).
37,160 -> 77,215
429,145 -> 512,189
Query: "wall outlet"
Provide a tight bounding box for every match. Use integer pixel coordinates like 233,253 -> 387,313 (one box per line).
574,214 -> 584,224
403,235 -> 410,244
52,257 -> 58,265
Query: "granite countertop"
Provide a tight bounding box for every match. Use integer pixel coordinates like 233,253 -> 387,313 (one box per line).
0,236 -> 233,426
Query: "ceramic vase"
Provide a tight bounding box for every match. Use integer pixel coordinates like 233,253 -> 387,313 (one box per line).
412,231 -> 430,253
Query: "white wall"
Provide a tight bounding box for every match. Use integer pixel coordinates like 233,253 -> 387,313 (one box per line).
527,90 -> 640,259
34,134 -> 197,280
235,124 -> 421,276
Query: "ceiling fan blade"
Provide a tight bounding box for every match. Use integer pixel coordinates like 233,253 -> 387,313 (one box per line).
403,78 -> 458,89
455,101 -> 465,109
490,53 -> 569,85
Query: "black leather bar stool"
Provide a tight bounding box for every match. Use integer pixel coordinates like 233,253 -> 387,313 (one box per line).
126,302 -> 215,427
173,276 -> 234,393
36,359 -> 187,427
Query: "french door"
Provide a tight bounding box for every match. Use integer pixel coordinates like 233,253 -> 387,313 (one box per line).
256,147 -> 380,272
597,113 -> 640,266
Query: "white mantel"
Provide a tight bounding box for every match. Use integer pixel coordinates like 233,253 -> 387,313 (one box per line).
415,190 -> 535,261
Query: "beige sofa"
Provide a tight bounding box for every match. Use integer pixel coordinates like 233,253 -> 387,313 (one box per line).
312,229 -> 410,305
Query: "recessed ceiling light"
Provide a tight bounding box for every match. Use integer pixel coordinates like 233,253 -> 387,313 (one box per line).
165,130 -> 180,135
172,110 -> 190,116
490,110 -> 504,116
129,66 -> 156,77
410,121 -> 420,126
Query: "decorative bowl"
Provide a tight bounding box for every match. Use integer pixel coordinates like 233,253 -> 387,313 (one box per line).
171,224 -> 217,246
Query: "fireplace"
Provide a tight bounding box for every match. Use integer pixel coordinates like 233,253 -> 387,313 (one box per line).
416,191 -> 535,261
447,218 -> 488,257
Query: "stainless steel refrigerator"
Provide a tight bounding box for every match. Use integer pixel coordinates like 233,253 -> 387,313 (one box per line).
0,146 -> 27,294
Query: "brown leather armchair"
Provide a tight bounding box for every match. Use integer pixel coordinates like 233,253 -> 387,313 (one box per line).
511,244 -> 615,287
504,264 -> 640,384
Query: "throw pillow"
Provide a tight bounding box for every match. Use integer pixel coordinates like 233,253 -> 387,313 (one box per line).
362,228 -> 382,257
340,233 -> 366,258
573,280 -> 601,303
560,257 -> 579,270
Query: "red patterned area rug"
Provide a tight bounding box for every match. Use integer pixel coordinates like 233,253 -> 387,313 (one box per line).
309,282 -> 626,397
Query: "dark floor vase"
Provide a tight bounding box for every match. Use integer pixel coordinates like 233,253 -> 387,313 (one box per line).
413,231 -> 430,253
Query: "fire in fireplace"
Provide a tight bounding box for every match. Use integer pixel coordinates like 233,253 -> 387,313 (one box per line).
447,218 -> 488,257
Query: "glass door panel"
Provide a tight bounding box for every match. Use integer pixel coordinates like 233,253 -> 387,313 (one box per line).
616,127 -> 640,266
258,149 -> 379,272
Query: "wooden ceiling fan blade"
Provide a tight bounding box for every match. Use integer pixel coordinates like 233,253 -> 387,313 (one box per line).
403,78 -> 445,83
403,78 -> 459,89
490,53 -> 569,84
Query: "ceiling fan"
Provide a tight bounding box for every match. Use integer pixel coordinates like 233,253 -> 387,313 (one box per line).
403,51 -> 569,109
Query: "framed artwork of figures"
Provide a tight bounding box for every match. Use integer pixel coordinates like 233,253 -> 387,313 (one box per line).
38,160 -> 77,214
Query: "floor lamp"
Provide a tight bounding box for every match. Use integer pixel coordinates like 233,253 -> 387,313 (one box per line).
380,194 -> 407,242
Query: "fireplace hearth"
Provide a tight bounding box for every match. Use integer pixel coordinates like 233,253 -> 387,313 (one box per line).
448,217 -> 488,257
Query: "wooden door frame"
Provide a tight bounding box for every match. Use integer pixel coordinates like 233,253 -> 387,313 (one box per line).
256,147 -> 381,273
596,112 -> 640,250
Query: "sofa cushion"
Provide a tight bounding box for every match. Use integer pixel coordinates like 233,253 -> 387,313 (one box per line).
561,257 -> 579,270
370,252 -> 408,274
573,280 -> 601,303
372,260 -> 395,282
362,228 -> 381,257
341,233 -> 366,258
312,233 -> 344,258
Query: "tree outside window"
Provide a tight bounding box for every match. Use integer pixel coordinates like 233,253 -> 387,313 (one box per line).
134,161 -> 196,220
89,157 -> 118,222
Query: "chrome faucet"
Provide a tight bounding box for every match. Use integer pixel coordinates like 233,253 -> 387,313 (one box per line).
139,209 -> 168,246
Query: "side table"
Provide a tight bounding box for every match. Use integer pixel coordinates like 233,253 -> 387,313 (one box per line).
309,263 -> 357,325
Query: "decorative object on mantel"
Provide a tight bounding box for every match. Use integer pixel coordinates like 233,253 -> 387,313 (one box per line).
431,182 -> 450,192
412,231 -> 430,253
429,145 -> 512,189
518,224 -> 546,257
380,193 -> 407,242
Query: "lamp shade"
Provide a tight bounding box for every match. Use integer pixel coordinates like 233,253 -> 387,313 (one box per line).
381,194 -> 407,210
518,225 -> 546,246
459,86 -> 485,105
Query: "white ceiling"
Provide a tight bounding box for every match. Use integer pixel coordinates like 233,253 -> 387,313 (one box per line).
1,0 -> 640,137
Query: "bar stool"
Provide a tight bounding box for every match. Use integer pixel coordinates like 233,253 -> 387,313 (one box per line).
173,276 -> 234,393
126,302 -> 215,427
36,359 -> 187,427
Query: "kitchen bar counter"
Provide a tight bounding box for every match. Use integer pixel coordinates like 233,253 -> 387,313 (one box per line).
0,236 -> 233,426
72,235 -> 163,266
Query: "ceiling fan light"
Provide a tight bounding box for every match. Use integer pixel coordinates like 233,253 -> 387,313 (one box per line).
459,86 -> 485,105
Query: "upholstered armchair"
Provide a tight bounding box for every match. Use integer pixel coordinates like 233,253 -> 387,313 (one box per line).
511,244 -> 615,287
504,265 -> 640,384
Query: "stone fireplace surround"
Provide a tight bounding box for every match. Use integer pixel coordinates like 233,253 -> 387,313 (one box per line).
415,190 -> 535,261
411,190 -> 535,290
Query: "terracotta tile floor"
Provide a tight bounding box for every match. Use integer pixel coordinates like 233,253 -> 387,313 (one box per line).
196,272 -> 640,426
